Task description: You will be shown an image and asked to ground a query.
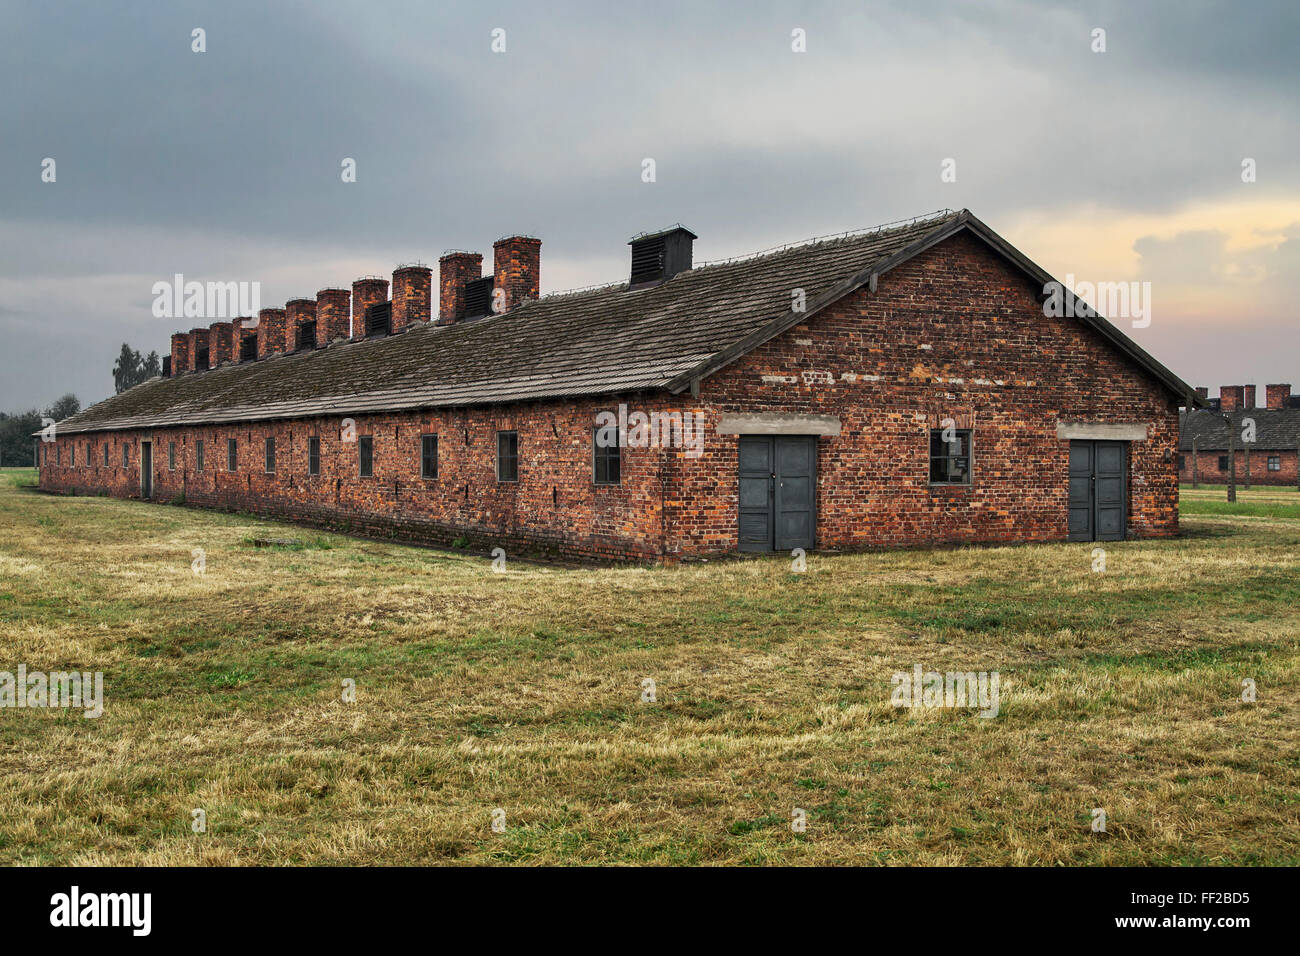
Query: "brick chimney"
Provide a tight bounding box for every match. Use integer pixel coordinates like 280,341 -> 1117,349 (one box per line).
189,327 -> 210,370
1220,385 -> 1244,411
316,289 -> 350,344
257,307 -> 288,358
351,278 -> 389,340
286,298 -> 317,350
170,332 -> 192,375
1266,384 -> 1292,410
438,252 -> 482,325
232,317 -> 255,362
492,236 -> 541,313
209,320 -> 233,366
1195,386 -> 1208,400
392,265 -> 432,331
1243,384 -> 1256,410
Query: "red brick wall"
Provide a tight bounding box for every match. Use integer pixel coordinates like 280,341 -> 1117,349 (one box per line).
38,231 -> 1181,559
38,397 -> 672,561
669,230 -> 1179,552
1179,449 -> 1298,486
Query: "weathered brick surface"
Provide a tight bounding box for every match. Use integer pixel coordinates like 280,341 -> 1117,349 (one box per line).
351,279 -> 388,339
391,266 -> 432,331
285,299 -> 317,351
208,321 -> 233,366
438,252 -> 482,324
231,317 -> 254,363
39,233 -> 1180,559
670,231 -> 1179,551
170,332 -> 191,375
188,327 -> 210,369
315,290 -> 350,344
1180,449 -> 1298,486
493,237 -> 541,312
256,308 -> 287,358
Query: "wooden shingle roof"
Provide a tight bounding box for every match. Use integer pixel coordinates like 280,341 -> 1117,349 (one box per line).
51,209 -> 1199,435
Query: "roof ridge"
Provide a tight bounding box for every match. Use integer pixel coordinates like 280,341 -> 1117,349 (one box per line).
539,210 -> 959,300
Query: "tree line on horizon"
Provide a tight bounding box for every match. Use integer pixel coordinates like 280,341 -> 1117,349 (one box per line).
0,342 -> 159,467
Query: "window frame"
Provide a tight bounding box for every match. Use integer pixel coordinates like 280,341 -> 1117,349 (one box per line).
103,443 -> 110,467
228,438 -> 238,472
1218,455 -> 1230,472
308,436 -> 320,476
168,441 -> 176,471
420,434 -> 438,479
928,428 -> 973,486
121,443 -> 129,468
592,422 -> 621,485
358,434 -> 374,478
1268,455 -> 1281,472
264,436 -> 276,474
496,430 -> 518,483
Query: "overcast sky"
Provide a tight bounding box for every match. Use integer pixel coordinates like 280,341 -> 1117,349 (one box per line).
3,0 -> 1297,411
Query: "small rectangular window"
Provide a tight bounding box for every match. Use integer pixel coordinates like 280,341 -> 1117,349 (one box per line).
228,439 -> 238,472
265,437 -> 276,473
196,439 -> 205,472
929,429 -> 971,485
168,442 -> 176,471
497,430 -> 518,482
421,434 -> 438,478
1268,455 -> 1281,472
1218,455 -> 1230,472
122,443 -> 129,468
103,443 -> 109,466
593,420 -> 621,485
358,435 -> 374,477
85,443 -> 90,467
308,436 -> 320,476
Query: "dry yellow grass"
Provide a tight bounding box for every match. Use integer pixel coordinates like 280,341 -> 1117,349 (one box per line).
1,470 -> 1296,865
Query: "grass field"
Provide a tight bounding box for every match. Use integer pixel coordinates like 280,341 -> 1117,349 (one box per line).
1,468 -> 1296,865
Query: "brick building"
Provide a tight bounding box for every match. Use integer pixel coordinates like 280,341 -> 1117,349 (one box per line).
38,210 -> 1199,560
1179,383 -> 1300,486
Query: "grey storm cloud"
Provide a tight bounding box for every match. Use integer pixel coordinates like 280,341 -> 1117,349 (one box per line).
1,0 -> 1297,409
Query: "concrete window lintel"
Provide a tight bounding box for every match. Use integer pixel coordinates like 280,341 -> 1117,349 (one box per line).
1055,422 -> 1148,441
717,413 -> 841,436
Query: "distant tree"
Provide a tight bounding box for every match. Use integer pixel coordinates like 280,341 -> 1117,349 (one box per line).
0,408 -> 42,467
0,395 -> 80,467
46,393 -> 80,422
141,350 -> 161,380
113,343 -> 141,393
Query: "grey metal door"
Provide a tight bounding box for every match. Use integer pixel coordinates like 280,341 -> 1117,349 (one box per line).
140,442 -> 152,499
1068,440 -> 1126,542
738,436 -> 816,552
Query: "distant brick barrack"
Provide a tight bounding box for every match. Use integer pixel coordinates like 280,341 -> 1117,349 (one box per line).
36,210 -> 1198,561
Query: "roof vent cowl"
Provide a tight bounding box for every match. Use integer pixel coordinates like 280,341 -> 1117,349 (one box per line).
629,225 -> 696,288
